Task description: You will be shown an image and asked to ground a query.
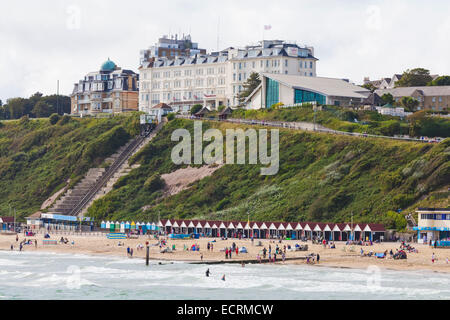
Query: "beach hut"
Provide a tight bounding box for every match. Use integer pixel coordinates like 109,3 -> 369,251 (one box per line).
218,221 -> 227,238
303,223 -> 312,240
285,223 -> 294,239
278,223 -> 286,238
146,222 -> 152,231
131,221 -> 136,230
341,224 -> 352,241
353,224 -> 362,241
332,224 -> 342,241
106,221 -> 111,230
294,223 -> 303,240
120,222 -> 125,233
259,222 -> 268,239
252,222 -> 260,239
125,221 -> 131,230
324,224 -> 332,241
101,221 -> 106,229
115,222 -> 120,232
226,222 -> 235,238
196,221 -> 203,234
211,222 -> 219,237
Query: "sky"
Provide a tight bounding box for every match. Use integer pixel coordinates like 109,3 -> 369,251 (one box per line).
0,0 -> 449,101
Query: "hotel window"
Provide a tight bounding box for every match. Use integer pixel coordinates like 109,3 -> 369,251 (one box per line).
432,97 -> 436,102
233,73 -> 236,81
238,74 -> 242,81
439,97 -> 442,102
310,61 -> 313,68
266,60 -> 269,67
233,63 -> 236,70
185,79 -> 192,87
239,62 -> 242,70
310,72 -> 313,77
252,61 -> 256,68
285,60 -> 288,67
185,70 -> 192,76
260,61 -> 263,68
196,69 -> 203,75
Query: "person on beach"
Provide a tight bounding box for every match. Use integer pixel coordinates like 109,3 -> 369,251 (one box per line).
432,253 -> 435,263
201,254 -> 203,261
10,244 -> 13,251
127,247 -> 130,257
317,254 -> 320,264
16,235 -> 19,242
35,240 -> 37,248
130,248 -> 134,258
225,248 -> 228,259
282,253 -> 286,263
222,275 -> 226,281
263,247 -> 267,259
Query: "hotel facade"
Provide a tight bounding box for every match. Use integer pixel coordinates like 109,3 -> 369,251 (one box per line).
70,59 -> 139,116
139,39 -> 318,113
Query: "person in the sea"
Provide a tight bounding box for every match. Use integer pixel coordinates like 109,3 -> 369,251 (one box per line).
222,275 -> 226,281
206,269 -> 210,277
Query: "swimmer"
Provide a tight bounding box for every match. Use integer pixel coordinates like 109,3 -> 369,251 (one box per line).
206,269 -> 210,277
222,275 -> 226,281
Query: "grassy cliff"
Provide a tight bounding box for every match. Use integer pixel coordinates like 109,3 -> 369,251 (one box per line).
0,114 -> 140,219
87,119 -> 449,230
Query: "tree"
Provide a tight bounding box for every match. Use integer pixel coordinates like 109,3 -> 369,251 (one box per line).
395,68 -> 433,87
32,101 -> 52,118
427,75 -> 450,86
381,93 -> 394,105
190,104 -> 203,115
407,110 -> 426,137
399,96 -> 419,112
237,72 -> 261,105
361,83 -> 376,92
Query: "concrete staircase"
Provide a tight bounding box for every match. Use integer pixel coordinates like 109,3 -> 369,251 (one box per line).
47,121 -> 165,218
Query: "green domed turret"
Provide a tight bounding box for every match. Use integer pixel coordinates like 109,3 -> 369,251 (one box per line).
101,58 -> 117,72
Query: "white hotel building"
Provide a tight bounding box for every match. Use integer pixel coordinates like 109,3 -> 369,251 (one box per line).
138,40 -> 318,113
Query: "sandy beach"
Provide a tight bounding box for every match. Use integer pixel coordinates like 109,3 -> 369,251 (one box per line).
1,233 -> 450,273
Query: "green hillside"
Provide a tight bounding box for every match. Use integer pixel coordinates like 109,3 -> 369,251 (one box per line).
87,118 -> 450,230
0,114 -> 140,219
230,106 -> 450,138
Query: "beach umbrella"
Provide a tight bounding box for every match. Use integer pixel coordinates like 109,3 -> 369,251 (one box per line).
101,221 -> 106,229
125,221 -> 131,230
131,221 -> 136,230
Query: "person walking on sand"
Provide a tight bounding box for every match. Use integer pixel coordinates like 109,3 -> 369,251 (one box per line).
201,254 -> 203,261
16,234 -> 19,242
10,244 -> 13,251
432,253 -> 435,263
317,253 -> 320,264
35,240 -> 37,248
127,247 -> 130,257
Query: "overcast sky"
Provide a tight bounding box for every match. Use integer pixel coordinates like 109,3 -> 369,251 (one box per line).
1,0 -> 449,100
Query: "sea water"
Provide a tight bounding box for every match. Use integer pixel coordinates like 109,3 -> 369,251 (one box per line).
0,251 -> 449,300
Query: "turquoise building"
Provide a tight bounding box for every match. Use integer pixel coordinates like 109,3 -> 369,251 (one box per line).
246,73 -> 370,109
